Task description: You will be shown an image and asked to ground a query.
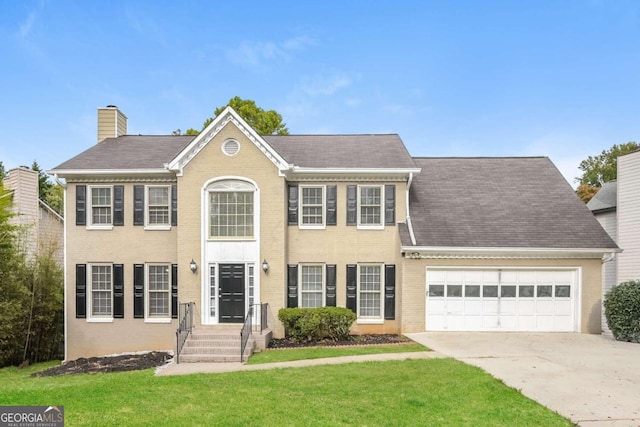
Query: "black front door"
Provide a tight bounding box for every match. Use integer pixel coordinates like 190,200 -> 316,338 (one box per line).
219,264 -> 245,323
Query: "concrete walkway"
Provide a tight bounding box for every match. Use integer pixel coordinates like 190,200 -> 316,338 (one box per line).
407,332 -> 640,427
155,351 -> 443,376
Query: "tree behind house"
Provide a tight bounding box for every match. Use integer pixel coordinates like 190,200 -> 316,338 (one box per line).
575,141 -> 638,202
180,96 -> 289,136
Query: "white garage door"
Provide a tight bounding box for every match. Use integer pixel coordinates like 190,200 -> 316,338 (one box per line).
426,268 -> 578,332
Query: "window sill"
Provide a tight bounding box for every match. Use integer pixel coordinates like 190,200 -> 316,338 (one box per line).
86,225 -> 113,231
144,225 -> 172,231
356,318 -> 384,325
298,225 -> 326,230
356,225 -> 384,231
87,317 -> 113,323
144,318 -> 172,324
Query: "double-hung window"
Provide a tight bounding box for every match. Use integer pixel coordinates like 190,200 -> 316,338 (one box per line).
358,186 -> 383,227
300,265 -> 324,308
147,186 -> 170,227
90,264 -> 112,319
358,264 -> 383,319
90,186 -> 112,226
300,186 -> 325,227
147,264 -> 170,318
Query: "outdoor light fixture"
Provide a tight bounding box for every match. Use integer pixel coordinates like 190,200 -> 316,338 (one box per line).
262,259 -> 269,273
189,259 -> 198,273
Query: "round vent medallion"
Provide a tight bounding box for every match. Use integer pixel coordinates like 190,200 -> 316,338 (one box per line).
222,139 -> 240,156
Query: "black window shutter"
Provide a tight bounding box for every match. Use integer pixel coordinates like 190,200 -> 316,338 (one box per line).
326,264 -> 337,307
75,264 -> 87,318
171,185 -> 178,226
133,264 -> 145,318
287,185 -> 298,225
76,185 -> 86,226
346,264 -> 357,313
287,264 -> 298,308
113,264 -> 124,318
384,264 -> 396,320
171,264 -> 178,319
346,185 -> 357,226
133,185 -> 145,226
113,185 -> 124,226
385,185 -> 396,226
326,185 -> 337,226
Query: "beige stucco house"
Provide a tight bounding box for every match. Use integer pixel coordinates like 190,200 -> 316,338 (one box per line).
50,106 -> 618,361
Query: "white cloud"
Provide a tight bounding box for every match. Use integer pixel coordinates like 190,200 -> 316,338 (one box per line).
226,35 -> 316,70
300,73 -> 352,96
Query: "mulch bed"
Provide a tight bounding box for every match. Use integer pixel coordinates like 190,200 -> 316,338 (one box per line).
31,334 -> 411,376
32,351 -> 173,377
267,334 -> 412,349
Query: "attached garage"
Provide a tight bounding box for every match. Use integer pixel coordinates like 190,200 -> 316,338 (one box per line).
425,268 -> 579,332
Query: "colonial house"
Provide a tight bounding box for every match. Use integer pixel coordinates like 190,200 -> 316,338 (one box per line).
50,106 -> 618,362
587,149 -> 640,336
4,166 -> 64,265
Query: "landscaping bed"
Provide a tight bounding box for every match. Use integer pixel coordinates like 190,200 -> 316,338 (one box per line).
32,351 -> 173,377
267,334 -> 412,349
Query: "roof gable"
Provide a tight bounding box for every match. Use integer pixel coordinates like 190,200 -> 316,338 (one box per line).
167,107 -> 289,176
587,180 -> 617,213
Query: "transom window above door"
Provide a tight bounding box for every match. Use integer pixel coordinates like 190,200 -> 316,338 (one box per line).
208,180 -> 256,239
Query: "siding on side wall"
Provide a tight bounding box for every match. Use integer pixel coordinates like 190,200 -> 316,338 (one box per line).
618,151 -> 640,284
594,211 -> 617,337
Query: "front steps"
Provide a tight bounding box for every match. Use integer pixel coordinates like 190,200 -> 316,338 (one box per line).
179,331 -> 253,363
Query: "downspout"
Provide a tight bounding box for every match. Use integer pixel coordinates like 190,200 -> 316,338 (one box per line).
406,172 -> 417,246
54,174 -> 68,362
602,252 -> 616,263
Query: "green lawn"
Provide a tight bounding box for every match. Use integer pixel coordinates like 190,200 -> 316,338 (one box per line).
247,343 -> 428,364
0,358 -> 571,426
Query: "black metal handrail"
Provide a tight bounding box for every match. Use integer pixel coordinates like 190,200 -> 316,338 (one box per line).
240,305 -> 253,363
175,302 -> 195,364
240,303 -> 270,362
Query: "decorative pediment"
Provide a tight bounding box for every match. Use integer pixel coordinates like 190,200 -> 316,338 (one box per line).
166,107 -> 290,176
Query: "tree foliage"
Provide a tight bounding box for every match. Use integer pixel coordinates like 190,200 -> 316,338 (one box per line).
181,96 -> 289,136
0,182 -> 63,367
575,142 -> 638,203
576,142 -> 638,186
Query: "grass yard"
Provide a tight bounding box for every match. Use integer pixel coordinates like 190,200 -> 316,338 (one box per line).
0,358 -> 571,426
247,343 -> 428,364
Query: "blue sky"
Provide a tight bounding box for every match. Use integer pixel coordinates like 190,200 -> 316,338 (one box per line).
1,0 -> 639,186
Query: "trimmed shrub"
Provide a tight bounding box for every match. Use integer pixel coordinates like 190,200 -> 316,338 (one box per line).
604,280 -> 640,343
278,307 -> 356,342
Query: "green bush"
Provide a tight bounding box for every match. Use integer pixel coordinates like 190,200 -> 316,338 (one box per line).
278,307 -> 356,342
604,280 -> 640,343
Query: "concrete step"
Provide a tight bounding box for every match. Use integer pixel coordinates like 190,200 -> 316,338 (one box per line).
178,331 -> 253,363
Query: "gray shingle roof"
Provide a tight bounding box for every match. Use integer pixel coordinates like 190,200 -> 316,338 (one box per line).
53,134 -> 417,171
52,136 -> 195,170
404,157 -> 618,249
264,134 -> 417,169
587,180 -> 617,213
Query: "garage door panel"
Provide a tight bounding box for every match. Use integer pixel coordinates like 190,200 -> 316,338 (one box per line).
426,268 -> 577,332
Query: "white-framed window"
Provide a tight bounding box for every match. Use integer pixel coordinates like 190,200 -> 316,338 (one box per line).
90,264 -> 112,319
300,186 -> 325,228
89,186 -> 112,227
147,264 -> 170,319
209,181 -> 255,239
146,185 -> 170,227
358,264 -> 383,320
300,264 -> 324,308
358,185 -> 383,228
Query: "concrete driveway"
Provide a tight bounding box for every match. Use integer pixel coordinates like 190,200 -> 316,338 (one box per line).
406,332 -> 640,427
